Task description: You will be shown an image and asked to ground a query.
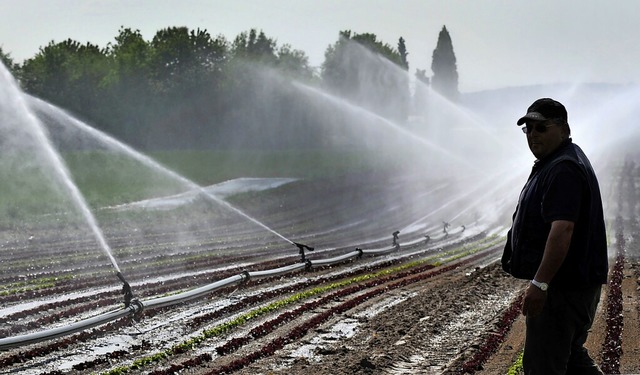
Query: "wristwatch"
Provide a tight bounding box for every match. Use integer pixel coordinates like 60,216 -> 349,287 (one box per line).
531,279 -> 549,291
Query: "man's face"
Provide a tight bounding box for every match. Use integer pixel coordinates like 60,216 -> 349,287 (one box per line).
523,120 -> 567,159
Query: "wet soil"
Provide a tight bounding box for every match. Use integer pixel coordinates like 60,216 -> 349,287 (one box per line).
2,171 -> 639,374
232,259 -> 640,375
232,261 -> 527,375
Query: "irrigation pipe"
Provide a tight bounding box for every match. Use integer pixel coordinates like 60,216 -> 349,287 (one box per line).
143,274 -> 246,310
0,306 -> 136,349
0,241 -> 400,351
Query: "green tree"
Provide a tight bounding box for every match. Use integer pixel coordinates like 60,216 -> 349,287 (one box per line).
145,26 -> 228,148
231,29 -> 277,64
102,27 -> 154,145
15,25 -> 319,151
398,37 -> 409,70
322,30 -> 410,121
275,44 -> 315,81
0,47 -> 20,77
21,39 -> 110,120
431,26 -> 459,101
109,27 -> 151,78
149,27 -> 226,95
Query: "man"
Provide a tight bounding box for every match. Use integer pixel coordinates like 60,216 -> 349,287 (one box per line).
501,98 -> 608,374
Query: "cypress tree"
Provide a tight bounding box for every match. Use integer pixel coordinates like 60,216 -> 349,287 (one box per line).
431,26 -> 459,100
398,37 -> 409,70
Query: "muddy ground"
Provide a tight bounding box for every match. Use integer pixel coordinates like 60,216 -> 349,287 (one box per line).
232,259 -> 640,375
2,171 -> 639,375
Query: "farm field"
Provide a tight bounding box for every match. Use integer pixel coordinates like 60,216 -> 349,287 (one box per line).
2,11 -> 640,374
1,162 -> 639,375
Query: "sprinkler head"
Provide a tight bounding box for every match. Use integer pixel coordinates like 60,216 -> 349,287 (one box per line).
121,282 -> 133,308
293,242 -> 315,252
116,271 -> 134,308
392,231 -> 400,245
293,242 -> 314,263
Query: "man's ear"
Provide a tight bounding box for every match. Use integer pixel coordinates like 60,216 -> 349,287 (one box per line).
564,123 -> 571,137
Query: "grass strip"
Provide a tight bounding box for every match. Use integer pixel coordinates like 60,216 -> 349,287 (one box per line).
506,351 -> 524,375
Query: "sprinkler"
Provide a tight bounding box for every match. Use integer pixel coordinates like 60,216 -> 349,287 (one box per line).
116,271 -> 134,308
442,221 -> 450,238
293,242 -> 315,262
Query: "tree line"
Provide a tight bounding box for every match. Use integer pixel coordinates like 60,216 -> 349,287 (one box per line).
0,26 -> 459,150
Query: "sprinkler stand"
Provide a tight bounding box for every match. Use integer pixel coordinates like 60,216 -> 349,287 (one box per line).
116,271 -> 134,308
293,242 -> 315,262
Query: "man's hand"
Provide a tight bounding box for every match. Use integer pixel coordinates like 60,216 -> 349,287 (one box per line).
522,283 -> 547,317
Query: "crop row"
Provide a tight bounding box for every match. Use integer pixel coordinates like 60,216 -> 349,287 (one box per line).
0,242 -> 293,300
458,292 -> 524,373
1,245 -> 395,337
599,161 -> 638,373
0,318 -> 134,369
599,215 -> 626,374
0,247 -> 403,368
207,249 -> 500,374
185,233 -> 498,332
106,244 -> 500,374
0,192 -> 397,286
102,261 -> 443,374
0,274 -> 74,296
0,249 -> 306,331
0,295 -> 120,337
0,233 -> 495,373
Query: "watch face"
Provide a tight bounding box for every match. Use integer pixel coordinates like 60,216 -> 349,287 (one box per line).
533,280 -> 548,291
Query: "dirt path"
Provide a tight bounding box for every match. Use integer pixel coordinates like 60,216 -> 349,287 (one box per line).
619,261 -> 640,374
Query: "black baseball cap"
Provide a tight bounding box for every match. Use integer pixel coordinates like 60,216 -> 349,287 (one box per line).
517,98 -> 568,125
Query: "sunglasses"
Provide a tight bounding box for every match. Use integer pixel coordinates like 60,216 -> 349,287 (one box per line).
521,122 -> 558,134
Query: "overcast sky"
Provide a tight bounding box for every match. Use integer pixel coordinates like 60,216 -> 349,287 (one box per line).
1,0 -> 638,92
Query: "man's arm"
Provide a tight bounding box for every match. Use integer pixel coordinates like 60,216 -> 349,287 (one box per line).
522,219 -> 574,316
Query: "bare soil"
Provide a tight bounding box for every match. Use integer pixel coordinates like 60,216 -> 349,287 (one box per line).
231,259 -> 640,375
232,261 -> 525,375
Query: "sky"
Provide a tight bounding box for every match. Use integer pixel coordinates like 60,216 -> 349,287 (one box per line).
1,0 -> 639,92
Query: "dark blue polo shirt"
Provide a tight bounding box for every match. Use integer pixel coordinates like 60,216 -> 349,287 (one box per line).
502,139 -> 608,289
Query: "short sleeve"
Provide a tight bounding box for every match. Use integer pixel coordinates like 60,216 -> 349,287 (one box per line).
541,161 -> 584,223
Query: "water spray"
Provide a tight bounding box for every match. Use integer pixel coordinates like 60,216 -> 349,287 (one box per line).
0,66 -> 122,273
29,96 -> 299,248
